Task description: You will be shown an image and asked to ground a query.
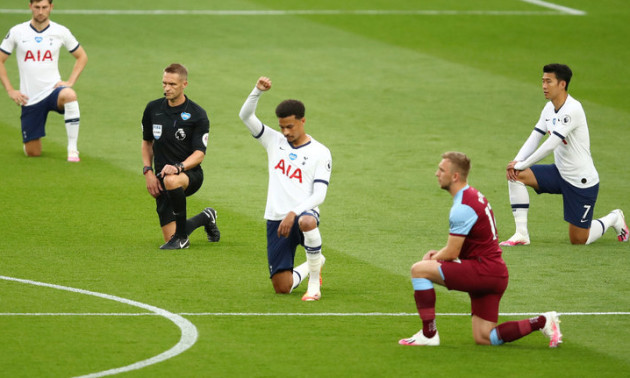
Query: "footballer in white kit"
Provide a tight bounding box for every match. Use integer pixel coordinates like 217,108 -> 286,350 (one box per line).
239,76 -> 332,301
0,0 -> 88,161
1,21 -> 79,106
502,63 -> 628,246
259,124 -> 332,222
514,94 -> 598,188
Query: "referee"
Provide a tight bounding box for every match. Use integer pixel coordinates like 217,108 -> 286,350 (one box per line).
141,63 -> 220,249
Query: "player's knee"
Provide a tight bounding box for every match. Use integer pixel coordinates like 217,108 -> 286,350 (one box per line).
274,286 -> 291,294
298,216 -> 317,231
272,281 -> 292,294
410,262 -> 427,278
271,271 -> 293,293
472,330 -> 492,345
569,229 -> 588,244
23,143 -> 41,157
59,88 -> 78,104
474,336 -> 491,345
570,236 -> 587,245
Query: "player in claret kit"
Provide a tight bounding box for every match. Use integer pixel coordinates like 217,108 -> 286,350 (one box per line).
501,63 -> 628,246
239,76 -> 332,301
0,0 -> 88,161
399,152 -> 562,347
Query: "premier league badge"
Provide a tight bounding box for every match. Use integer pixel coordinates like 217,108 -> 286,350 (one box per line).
561,115 -> 571,125
181,112 -> 191,121
153,124 -> 162,140
175,128 -> 186,141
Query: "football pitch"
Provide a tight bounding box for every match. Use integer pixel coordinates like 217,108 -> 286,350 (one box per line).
1,0 -> 629,376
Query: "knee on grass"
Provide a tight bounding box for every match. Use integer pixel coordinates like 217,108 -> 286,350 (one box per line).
271,271 -> 293,294
23,142 -> 42,157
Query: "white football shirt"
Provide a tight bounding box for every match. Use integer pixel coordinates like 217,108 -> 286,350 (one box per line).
1,21 -> 80,106
257,126 -> 332,220
516,94 -> 599,188
239,87 -> 333,220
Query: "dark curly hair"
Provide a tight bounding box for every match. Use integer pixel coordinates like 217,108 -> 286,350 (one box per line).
275,99 -> 305,119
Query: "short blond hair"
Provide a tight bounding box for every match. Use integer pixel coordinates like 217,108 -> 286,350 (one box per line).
442,151 -> 471,180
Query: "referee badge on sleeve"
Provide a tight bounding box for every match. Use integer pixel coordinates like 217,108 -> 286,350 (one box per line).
153,124 -> 162,140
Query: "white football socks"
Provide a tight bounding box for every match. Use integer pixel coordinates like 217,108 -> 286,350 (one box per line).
291,262 -> 310,292
586,212 -> 618,244
64,100 -> 80,152
303,228 -> 323,295
508,180 -> 530,236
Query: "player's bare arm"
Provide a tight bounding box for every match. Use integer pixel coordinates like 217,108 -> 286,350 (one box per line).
430,235 -> 465,261
278,211 -> 297,237
256,76 -> 271,91
142,140 -> 162,198
506,160 -> 519,181
159,150 -> 205,178
179,150 -> 205,171
0,51 -> 28,106
56,46 -> 88,88
145,171 -> 162,198
422,250 -> 438,261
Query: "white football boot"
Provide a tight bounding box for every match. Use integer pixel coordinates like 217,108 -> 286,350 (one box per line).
540,311 -> 563,348
399,330 -> 440,346
499,232 -> 530,247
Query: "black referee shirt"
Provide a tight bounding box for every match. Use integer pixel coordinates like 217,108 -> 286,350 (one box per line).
142,95 -> 210,172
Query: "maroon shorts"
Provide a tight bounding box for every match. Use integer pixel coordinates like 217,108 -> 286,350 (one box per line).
439,258 -> 509,323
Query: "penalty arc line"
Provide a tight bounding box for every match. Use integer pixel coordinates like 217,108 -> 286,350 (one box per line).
519,0 -> 586,16
0,275 -> 198,378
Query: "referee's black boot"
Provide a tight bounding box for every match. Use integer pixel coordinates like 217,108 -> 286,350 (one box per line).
160,234 -> 190,250
203,207 -> 221,242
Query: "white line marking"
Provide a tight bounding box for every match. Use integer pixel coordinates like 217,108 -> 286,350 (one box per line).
520,0 -> 587,16
183,312 -> 630,316
0,9 -> 583,16
1,312 -> 628,316
0,276 -> 198,378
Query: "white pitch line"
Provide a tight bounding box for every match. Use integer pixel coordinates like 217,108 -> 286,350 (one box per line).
0,276 -> 198,378
1,312 -> 628,316
0,9 -> 581,16
182,312 -> 630,316
520,0 -> 587,16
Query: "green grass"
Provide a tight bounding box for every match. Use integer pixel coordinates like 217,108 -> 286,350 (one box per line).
0,0 -> 629,376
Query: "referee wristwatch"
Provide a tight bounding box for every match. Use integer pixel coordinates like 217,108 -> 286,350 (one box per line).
175,162 -> 185,174
143,166 -> 153,175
